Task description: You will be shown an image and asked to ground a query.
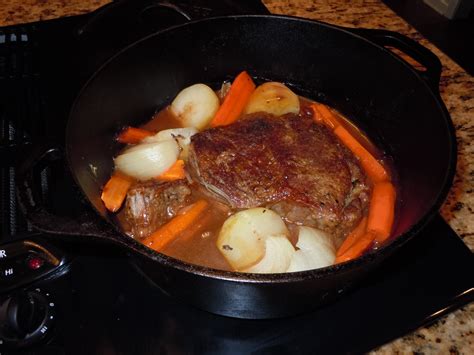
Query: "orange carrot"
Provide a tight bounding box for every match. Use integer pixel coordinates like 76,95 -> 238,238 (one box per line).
310,103 -> 324,124
311,103 -> 341,129
156,160 -> 186,182
117,126 -> 154,144
335,231 -> 376,263
367,181 -> 396,243
336,217 -> 368,257
143,200 -> 209,252
210,71 -> 256,127
101,172 -> 133,212
334,125 -> 389,183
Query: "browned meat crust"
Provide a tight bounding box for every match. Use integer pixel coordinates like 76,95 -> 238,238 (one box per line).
189,113 -> 370,243
124,180 -> 191,239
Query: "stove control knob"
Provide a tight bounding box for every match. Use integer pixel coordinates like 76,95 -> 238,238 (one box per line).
0,289 -> 55,348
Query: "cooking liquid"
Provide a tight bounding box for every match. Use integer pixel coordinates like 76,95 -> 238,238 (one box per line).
115,98 -> 392,271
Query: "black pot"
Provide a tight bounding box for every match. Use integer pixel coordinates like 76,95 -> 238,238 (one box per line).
18,15 -> 456,319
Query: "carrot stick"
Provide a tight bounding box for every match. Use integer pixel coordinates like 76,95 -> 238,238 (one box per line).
310,103 -> 324,124
117,126 -> 154,144
334,125 -> 389,183
156,160 -> 186,181
335,231 -> 376,263
101,172 -> 133,212
310,103 -> 341,129
367,181 -> 396,243
143,200 -> 209,252
210,71 -> 256,127
336,217 -> 368,257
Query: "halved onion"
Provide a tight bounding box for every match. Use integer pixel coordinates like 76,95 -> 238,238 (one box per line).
143,127 -> 198,159
244,82 -> 300,116
243,235 -> 295,274
287,226 -> 336,272
114,140 -> 179,181
170,83 -> 220,130
216,208 -> 289,271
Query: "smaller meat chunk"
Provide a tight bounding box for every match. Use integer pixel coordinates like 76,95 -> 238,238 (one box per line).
124,180 -> 191,239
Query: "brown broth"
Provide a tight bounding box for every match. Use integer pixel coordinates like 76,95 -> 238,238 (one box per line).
115,96 -> 394,271
115,182 -> 234,271
141,106 -> 183,132
162,192 -> 232,270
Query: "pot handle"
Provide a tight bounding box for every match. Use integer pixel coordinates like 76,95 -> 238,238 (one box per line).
16,145 -> 133,248
349,28 -> 442,92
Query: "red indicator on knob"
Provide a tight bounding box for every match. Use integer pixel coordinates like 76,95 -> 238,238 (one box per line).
27,257 -> 44,270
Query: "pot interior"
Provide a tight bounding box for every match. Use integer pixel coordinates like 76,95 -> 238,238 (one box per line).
67,16 -> 455,258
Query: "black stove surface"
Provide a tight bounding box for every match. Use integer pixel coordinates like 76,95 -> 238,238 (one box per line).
0,1 -> 473,354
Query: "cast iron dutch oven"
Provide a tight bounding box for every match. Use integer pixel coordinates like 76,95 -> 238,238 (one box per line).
19,15 -> 456,319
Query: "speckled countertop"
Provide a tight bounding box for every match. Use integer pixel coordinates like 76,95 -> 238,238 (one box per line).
1,0 -> 473,353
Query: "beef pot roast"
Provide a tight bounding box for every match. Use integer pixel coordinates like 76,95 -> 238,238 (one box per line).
124,180 -> 191,239
189,114 -> 370,244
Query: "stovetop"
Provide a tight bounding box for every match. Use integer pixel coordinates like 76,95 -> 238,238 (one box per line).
0,1 -> 473,353
1,215 -> 472,354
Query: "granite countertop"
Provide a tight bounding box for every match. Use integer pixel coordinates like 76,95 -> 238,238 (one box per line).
1,0 -> 472,353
